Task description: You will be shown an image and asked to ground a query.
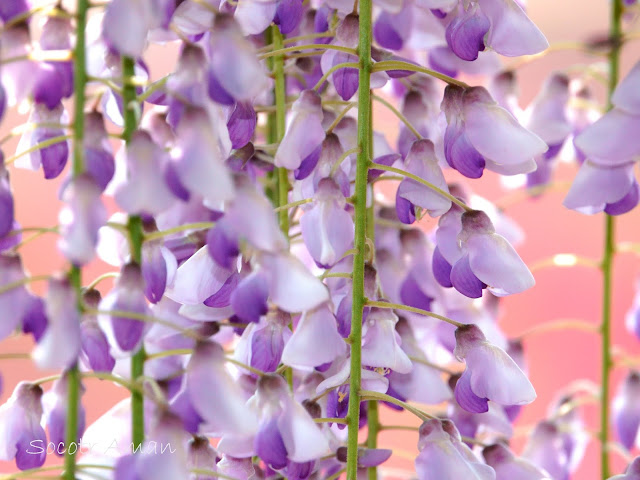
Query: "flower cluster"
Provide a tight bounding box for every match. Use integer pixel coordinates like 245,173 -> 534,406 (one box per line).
0,0 -> 639,479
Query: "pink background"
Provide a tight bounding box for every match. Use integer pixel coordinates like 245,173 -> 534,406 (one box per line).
2,0 -> 640,477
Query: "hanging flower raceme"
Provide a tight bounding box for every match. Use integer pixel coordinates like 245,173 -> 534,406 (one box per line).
415,418 -> 496,480
453,324 -> 536,413
441,85 -> 548,178
0,382 -> 47,470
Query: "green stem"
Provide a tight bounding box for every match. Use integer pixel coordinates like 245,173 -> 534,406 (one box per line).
366,401 -> 379,480
371,60 -> 469,88
601,2 -> 622,478
346,3 -> 373,479
63,1 -> 90,476
272,27 -> 290,235
366,300 -> 465,328
122,55 -> 146,453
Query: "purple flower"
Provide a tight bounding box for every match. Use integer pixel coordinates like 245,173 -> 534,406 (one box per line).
522,421 -> 572,480
281,304 -> 347,368
84,112 -> 115,190
574,60 -> 640,166
415,418 -> 496,480
98,263 -> 151,353
613,371 -> 640,450
441,86 -> 547,178
396,139 -> 452,223
373,6 -> 413,51
274,0 -> 304,35
208,14 -> 269,101
454,324 -> 536,413
0,0 -> 29,23
0,24 -> 38,106
80,295 -> 116,373
477,0 -> 548,56
361,306 -> 413,374
188,436 -> 218,480
234,309 -> 291,373
33,16 -> 73,109
141,240 -> 176,304
57,174 -> 107,266
43,373 -> 86,456
0,382 -> 47,470
450,210 -> 534,298
275,90 -> 325,170
227,102 -> 257,149
563,161 -> 639,215
170,107 -> 234,210
187,341 -> 257,435
115,131 -> 177,216
483,444 -> 551,480
234,0 -> 278,35
320,15 -> 360,101
301,177 -> 354,268
15,103 -> 69,179
33,278 -> 81,370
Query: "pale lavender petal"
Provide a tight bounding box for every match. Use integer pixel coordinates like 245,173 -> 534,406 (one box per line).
478,0 -> 548,56
115,131 -> 176,216
250,320 -> 286,372
234,0 -> 278,35
612,61 -> 640,114
261,252 -> 329,313
563,161 -> 635,214
358,448 -> 393,467
277,398 -> 330,462
281,304 -> 347,368
361,308 -> 412,374
166,246 -> 235,306
613,371 -> 640,449
209,14 -> 270,100
102,0 -> 149,58
80,320 -> 116,373
208,69 -> 236,106
85,147 -> 115,191
187,342 -> 257,434
574,109 -> 640,166
275,90 -> 325,170
463,87 -> 547,172
33,279 -> 81,370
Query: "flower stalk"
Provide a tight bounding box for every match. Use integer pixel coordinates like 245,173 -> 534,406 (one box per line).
345,0 -> 373,477
600,1 -> 623,478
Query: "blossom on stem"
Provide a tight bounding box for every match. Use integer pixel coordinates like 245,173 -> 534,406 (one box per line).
43,372 -> 86,456
0,382 -> 47,470
483,443 -> 551,480
441,85 -> 547,178
454,324 -> 536,413
613,371 -> 640,450
0,253 -> 32,342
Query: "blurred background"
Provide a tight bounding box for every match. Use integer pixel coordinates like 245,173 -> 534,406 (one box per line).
1,0 -> 640,478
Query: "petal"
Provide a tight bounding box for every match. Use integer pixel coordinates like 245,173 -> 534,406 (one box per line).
166,246 -> 235,305
467,342 -> 536,406
446,7 -> 490,61
85,147 -> 115,191
102,0 -> 149,58
80,321 -> 116,373
466,233 -> 535,296
374,11 -> 404,50
227,102 -> 257,149
358,448 -> 393,468
574,109 -> 640,166
478,0 -> 548,56
331,52 -> 360,101
250,322 -> 286,372
605,180 -> 640,216
274,0 -> 303,34
261,253 -> 329,313
35,129 -> 69,180
230,271 -> 270,323
563,161 -> 635,214
399,272 -> 433,311
444,124 -> 486,179
255,418 -> 288,469
451,254 -> 486,299
361,308 -> 413,374
234,0 -> 278,35
464,88 -> 548,168
432,246 -> 453,288
612,60 -> 640,114
275,90 -> 325,170
187,342 -> 257,434
281,305 -> 347,368
395,193 -> 416,225
455,368 -> 489,413
278,400 -> 330,462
